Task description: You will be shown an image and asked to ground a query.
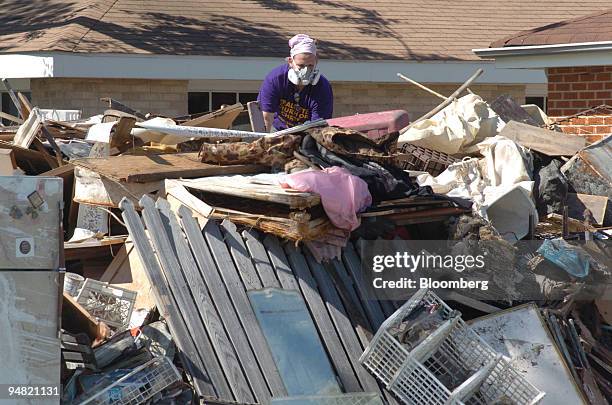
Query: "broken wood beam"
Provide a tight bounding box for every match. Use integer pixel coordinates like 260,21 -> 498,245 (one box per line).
0,110 -> 23,125
1,78 -> 24,118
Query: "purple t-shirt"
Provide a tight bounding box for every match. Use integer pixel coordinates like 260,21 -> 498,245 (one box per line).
258,64 -> 333,130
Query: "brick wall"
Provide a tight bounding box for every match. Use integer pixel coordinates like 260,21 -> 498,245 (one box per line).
333,82 -> 526,120
549,114 -> 612,144
31,78 -> 188,118
547,66 -> 612,117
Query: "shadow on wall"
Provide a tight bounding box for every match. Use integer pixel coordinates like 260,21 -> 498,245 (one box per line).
0,0 -> 461,61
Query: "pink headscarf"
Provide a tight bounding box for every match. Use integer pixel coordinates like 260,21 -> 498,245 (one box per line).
289,34 -> 317,57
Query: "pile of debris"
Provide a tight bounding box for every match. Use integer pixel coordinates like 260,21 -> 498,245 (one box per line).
1,71 -> 610,405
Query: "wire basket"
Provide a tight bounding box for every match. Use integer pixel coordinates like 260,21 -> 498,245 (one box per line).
76,279 -> 137,329
360,289 -> 545,405
398,144 -> 458,176
77,357 -> 181,405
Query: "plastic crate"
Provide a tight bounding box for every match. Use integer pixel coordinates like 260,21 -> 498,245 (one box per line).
77,357 -> 181,405
360,289 -> 545,405
398,143 -> 458,176
76,279 -> 137,329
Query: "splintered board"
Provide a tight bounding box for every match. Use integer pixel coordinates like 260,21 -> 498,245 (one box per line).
71,153 -> 263,183
499,121 -> 586,156
178,176 -> 320,209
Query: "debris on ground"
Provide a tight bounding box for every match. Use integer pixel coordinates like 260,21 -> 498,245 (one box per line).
1,75 -> 610,405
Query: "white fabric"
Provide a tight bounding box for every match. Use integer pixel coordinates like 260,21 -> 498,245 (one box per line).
417,136 -> 537,243
289,34 -> 317,56
399,94 -> 505,155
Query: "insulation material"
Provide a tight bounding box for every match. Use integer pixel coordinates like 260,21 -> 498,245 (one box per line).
417,136 -> 536,243
398,94 -> 505,155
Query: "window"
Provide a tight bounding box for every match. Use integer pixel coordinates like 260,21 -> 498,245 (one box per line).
525,96 -> 546,112
1,92 -> 31,125
188,91 -> 259,129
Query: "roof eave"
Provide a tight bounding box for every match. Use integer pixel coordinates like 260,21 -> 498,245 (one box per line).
472,41 -> 612,69
473,40 -> 612,58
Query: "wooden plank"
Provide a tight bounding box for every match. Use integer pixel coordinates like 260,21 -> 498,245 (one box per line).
119,198 -> 215,397
40,123 -> 65,167
179,207 -> 286,398
302,250 -> 383,394
499,121 -> 586,156
341,243 -> 386,330
180,176 -> 320,209
242,229 -> 280,288
100,98 -> 147,120
247,101 -> 267,132
164,179 -> 213,226
157,199 -> 255,403
99,239 -> 157,310
139,195 -> 232,399
40,163 -> 74,178
182,103 -> 243,128
328,259 -> 373,344
74,166 -> 162,208
567,193 -> 609,226
1,78 -> 24,118
283,243 -> 362,392
262,235 -> 301,290
203,219 -> 286,397
109,116 -> 137,154
353,240 -> 396,318
72,153 -> 263,183
220,220 -> 263,290
17,92 -> 33,116
0,111 -> 23,124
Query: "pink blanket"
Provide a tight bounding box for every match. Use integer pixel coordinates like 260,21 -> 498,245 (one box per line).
281,167 -> 372,231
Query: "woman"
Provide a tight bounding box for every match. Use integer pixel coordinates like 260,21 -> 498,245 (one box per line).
258,34 -> 333,131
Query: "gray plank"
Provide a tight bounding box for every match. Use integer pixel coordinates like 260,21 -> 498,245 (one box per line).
220,220 -> 263,290
283,243 -> 362,392
203,219 -> 286,396
242,229 -> 281,288
178,206 -> 286,398
139,195 -> 232,399
327,260 -> 373,345
352,239 -> 397,317
262,235 -> 300,290
157,200 -> 255,403
119,198 -> 215,397
303,249 -> 383,395
342,243 -> 386,330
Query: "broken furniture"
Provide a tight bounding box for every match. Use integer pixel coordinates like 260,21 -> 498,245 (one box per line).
360,289 -> 544,404
75,278 -> 137,330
